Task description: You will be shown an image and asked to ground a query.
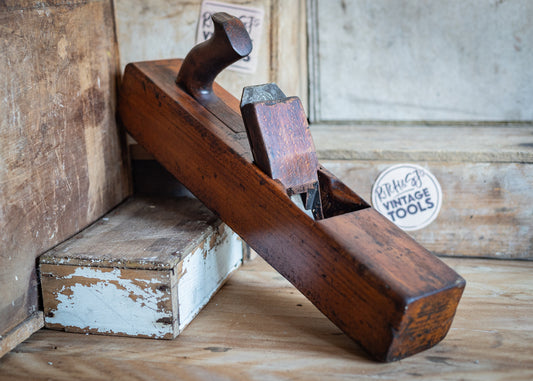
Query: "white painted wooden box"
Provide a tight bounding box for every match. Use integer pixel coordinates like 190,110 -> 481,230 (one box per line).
39,197 -> 242,339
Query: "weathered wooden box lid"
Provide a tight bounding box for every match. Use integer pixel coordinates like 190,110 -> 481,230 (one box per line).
39,197 -> 242,339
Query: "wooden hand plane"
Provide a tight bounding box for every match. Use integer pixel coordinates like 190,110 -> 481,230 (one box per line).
119,12 -> 465,362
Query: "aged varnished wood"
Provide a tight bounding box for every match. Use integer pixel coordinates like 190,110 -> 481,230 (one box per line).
118,13 -> 465,362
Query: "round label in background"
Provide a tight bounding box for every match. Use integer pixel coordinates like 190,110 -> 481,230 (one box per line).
371,164 -> 442,231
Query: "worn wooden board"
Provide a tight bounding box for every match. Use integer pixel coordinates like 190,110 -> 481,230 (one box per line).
308,0 -> 533,122
0,312 -> 43,359
311,125 -> 533,259
39,197 -> 242,338
323,160 -> 533,259
306,0 -> 532,257
0,0 -> 130,352
312,125 -> 533,164
0,256 -> 532,380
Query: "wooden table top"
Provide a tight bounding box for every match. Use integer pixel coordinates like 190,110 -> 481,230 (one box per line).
1,256 -> 532,380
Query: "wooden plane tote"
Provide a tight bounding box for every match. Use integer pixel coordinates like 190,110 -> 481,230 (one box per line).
119,13 -> 465,362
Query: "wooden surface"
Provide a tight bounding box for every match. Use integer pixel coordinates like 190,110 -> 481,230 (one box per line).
0,0 -> 130,350
39,197 -> 242,339
0,312 -> 43,359
311,124 -> 533,259
39,197 -> 221,270
1,256 -> 532,380
312,125 -> 533,163
307,0 -> 533,122
306,0 -> 532,259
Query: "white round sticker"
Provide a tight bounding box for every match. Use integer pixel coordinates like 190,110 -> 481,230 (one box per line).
371,164 -> 442,231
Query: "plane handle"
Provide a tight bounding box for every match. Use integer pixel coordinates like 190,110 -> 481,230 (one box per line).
176,12 -> 252,103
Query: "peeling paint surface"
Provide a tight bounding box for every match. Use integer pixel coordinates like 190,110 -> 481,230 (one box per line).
40,202 -> 244,339
44,267 -> 173,338
178,225 -> 243,331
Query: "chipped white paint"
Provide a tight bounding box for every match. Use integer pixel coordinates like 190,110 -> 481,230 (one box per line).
178,225 -> 242,331
45,267 -> 173,338
42,223 -> 243,338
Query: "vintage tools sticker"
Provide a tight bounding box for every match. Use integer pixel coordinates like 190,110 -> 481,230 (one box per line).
372,164 -> 442,231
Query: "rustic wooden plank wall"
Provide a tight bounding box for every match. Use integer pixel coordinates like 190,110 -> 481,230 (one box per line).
313,125 -> 533,259
115,0 -> 532,259
321,160 -> 533,259
306,1 -> 533,259
0,0 -> 130,354
308,0 -> 533,122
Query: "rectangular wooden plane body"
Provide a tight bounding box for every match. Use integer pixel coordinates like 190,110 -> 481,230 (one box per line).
119,59 -> 465,362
